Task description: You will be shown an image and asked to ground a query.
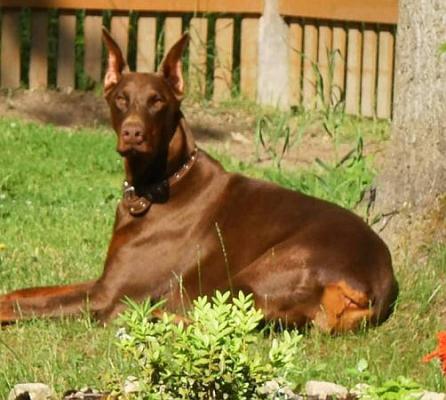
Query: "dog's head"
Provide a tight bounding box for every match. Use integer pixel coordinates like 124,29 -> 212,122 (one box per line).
102,28 -> 189,160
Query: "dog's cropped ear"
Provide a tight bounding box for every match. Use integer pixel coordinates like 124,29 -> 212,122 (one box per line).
102,27 -> 126,96
159,33 -> 189,99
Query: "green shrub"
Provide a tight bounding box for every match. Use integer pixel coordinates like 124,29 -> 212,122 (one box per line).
111,291 -> 303,399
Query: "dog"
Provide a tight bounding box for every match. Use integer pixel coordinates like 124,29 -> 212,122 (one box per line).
0,30 -> 398,332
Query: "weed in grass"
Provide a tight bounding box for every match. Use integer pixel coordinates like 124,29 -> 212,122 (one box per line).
254,111 -> 311,170
310,47 -> 350,160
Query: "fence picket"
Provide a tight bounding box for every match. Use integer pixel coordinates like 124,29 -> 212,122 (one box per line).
1,10 -> 21,88
302,21 -> 318,109
137,16 -> 156,72
57,13 -> 76,88
377,28 -> 394,119
30,10 -> 48,89
111,15 -> 130,61
317,23 -> 333,106
332,24 -> 346,106
361,26 -> 378,117
240,17 -> 258,101
164,17 -> 182,57
83,14 -> 103,83
213,18 -> 234,102
289,20 -> 303,106
345,24 -> 362,115
189,17 -> 208,96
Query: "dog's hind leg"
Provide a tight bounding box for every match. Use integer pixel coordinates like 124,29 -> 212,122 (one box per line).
313,281 -> 373,333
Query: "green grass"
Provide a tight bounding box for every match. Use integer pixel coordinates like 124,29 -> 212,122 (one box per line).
0,118 -> 445,397
0,121 -> 119,290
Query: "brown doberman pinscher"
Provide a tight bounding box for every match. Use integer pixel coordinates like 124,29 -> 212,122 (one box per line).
0,30 -> 398,332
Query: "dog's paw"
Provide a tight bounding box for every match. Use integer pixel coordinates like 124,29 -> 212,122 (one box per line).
0,301 -> 16,325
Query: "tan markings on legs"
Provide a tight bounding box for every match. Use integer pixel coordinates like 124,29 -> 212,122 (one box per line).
314,280 -> 373,333
336,308 -> 373,332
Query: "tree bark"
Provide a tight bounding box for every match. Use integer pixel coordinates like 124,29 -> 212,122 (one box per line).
377,0 -> 446,217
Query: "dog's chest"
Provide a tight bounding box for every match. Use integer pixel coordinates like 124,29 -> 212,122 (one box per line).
104,194 -> 228,293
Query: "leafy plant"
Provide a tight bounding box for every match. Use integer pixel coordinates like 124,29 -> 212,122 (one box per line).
363,377 -> 423,400
111,291 -> 303,399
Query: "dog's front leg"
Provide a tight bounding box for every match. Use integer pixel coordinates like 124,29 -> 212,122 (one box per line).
0,281 -> 98,323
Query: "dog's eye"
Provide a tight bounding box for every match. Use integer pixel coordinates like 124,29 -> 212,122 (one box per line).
147,94 -> 164,109
115,95 -> 128,111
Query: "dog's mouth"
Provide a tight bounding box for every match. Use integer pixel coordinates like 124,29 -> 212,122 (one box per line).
118,147 -> 140,157
117,142 -> 153,158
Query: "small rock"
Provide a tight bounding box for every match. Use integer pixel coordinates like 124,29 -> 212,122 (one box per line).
63,390 -> 105,400
258,380 -> 302,399
63,387 -> 106,400
305,381 -> 348,400
350,383 -> 371,398
123,376 -> 141,394
8,383 -> 55,400
277,386 -> 303,400
259,380 -> 280,395
411,392 -> 446,400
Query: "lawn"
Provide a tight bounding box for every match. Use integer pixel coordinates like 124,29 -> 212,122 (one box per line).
0,117 -> 444,397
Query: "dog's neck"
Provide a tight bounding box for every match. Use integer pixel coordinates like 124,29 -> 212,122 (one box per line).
123,114 -> 196,192
166,117 -> 197,178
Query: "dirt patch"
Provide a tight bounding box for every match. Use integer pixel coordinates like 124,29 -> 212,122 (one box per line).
0,89 -> 110,127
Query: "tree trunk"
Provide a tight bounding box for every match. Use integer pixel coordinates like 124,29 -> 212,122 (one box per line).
377,0 -> 446,220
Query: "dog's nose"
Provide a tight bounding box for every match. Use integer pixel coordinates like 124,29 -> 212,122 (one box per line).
121,124 -> 144,145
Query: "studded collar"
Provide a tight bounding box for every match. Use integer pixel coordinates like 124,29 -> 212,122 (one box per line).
122,147 -> 199,216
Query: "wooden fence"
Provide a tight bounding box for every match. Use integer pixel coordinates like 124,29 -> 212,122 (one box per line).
0,0 -> 398,118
